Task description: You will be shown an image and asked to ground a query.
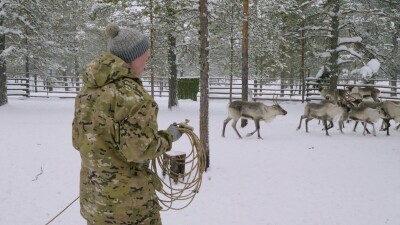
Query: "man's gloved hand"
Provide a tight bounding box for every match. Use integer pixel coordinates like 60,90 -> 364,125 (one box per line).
166,124 -> 183,142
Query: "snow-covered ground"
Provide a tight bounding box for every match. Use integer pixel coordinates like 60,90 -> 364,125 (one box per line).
1,97 -> 399,225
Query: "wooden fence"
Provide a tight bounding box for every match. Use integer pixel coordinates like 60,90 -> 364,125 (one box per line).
208,77 -> 303,101
305,77 -> 400,101
6,75 -> 400,102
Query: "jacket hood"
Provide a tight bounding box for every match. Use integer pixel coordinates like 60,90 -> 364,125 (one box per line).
83,52 -> 138,88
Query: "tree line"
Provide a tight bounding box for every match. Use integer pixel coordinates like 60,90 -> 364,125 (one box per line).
1,0 -> 400,107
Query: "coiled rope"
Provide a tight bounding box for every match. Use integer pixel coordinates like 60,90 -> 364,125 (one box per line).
151,120 -> 207,210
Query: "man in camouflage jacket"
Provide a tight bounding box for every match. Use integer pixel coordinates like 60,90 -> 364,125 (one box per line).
72,24 -> 178,225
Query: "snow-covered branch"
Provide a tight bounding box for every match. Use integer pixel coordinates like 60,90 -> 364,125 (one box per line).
301,25 -> 332,32
0,26 -> 25,38
336,45 -> 362,59
0,46 -> 16,59
338,37 -> 362,45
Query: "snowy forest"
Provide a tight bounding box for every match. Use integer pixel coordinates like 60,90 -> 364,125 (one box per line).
1,0 -> 400,107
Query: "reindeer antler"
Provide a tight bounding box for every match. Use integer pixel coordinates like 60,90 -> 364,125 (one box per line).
272,94 -> 278,105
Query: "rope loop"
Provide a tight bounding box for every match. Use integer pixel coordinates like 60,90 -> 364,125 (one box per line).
151,119 -> 206,210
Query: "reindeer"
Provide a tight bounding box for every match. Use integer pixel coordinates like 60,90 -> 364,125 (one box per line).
347,86 -> 381,102
319,87 -> 348,102
339,103 -> 388,136
351,101 -> 383,133
222,98 -> 287,139
378,100 -> 400,135
297,100 -> 347,136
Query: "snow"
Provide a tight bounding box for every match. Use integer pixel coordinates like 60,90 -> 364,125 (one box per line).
1,97 -> 399,225
315,66 -> 325,78
0,46 -> 16,58
316,51 -> 331,58
351,59 -> 381,79
336,45 -> 362,59
367,59 -> 380,73
338,37 -> 362,45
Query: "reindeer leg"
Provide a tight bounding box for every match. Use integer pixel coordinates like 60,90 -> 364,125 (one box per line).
323,119 -> 329,136
338,120 -> 344,133
222,117 -> 232,137
246,119 -> 262,139
231,118 -> 242,139
383,119 -> 391,136
297,116 -> 305,131
362,122 -> 368,136
322,121 -> 333,130
364,122 -> 371,134
326,121 -> 334,130
305,118 -> 313,133
382,119 -> 391,131
380,120 -> 386,131
371,122 -> 376,136
353,121 -> 358,132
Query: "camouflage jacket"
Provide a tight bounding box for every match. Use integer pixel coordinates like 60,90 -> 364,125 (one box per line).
72,52 -> 172,224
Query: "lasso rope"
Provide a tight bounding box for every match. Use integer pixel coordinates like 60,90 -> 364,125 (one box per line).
151,120 -> 207,211
44,196 -> 79,225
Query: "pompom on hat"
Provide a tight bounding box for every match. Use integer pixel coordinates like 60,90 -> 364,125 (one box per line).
105,23 -> 150,63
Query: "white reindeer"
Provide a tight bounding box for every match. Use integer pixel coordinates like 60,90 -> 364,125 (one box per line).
339,104 -> 387,136
347,86 -> 380,102
351,101 -> 383,133
297,100 -> 347,136
319,87 -> 348,103
222,99 -> 287,139
379,100 -> 400,135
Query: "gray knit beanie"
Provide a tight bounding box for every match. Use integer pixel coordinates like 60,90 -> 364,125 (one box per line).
105,23 -> 150,63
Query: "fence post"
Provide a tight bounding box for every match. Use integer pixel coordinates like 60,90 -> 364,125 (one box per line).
25,74 -> 30,97
390,78 -> 397,97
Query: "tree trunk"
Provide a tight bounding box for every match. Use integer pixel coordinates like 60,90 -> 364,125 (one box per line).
301,20 -> 306,103
74,56 -> 80,92
390,23 -> 399,97
242,0 -> 249,101
25,28 -> 30,97
150,0 -> 155,98
167,0 -> 178,109
0,18 -> 7,106
241,0 -> 249,127
328,0 -> 340,91
25,54 -> 30,97
63,64 -> 69,92
199,0 -> 210,170
229,11 -> 234,103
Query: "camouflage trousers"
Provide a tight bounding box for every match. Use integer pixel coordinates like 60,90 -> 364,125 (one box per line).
86,213 -> 162,225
